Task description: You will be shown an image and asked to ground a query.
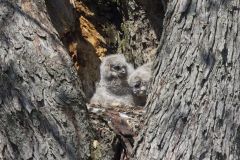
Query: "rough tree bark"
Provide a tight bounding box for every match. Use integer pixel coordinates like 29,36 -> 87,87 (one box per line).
116,0 -> 164,66
0,0 -> 167,159
0,0 -> 95,159
5,0 -> 238,159
134,0 -> 240,159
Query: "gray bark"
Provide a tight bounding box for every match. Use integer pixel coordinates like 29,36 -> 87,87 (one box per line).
0,0 -> 95,159
134,0 -> 240,159
117,0 -> 164,66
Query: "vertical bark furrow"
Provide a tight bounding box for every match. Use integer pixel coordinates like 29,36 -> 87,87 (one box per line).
135,0 -> 240,159
0,1 -> 94,159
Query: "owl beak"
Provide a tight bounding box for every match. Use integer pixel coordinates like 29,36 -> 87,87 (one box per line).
141,86 -> 146,91
121,69 -> 125,74
138,87 -> 146,95
112,72 -> 118,77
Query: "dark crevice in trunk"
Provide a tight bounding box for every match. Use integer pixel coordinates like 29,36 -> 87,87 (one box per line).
45,0 -> 167,159
45,0 -> 101,100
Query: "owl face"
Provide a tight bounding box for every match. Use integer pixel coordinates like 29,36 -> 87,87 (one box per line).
128,63 -> 152,97
109,63 -> 127,79
129,76 -> 148,96
101,54 -> 133,81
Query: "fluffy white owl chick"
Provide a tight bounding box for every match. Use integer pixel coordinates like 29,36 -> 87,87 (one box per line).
128,62 -> 152,106
90,54 -> 134,107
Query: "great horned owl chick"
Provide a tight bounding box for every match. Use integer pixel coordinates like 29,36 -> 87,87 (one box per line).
128,62 -> 152,106
90,54 -> 134,107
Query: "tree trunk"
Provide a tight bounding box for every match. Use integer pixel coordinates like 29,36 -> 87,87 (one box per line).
0,0 -> 95,159
134,0 -> 240,159
0,0 -> 167,159
4,0 -> 238,160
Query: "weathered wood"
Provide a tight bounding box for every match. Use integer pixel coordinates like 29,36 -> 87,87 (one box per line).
119,0 -> 165,66
134,0 -> 240,159
0,0 -> 94,159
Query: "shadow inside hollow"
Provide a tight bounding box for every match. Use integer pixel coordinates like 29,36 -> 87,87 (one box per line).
45,0 -> 101,100
136,0 -> 166,40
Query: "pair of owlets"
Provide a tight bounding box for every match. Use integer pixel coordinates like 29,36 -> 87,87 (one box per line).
90,54 -> 152,107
